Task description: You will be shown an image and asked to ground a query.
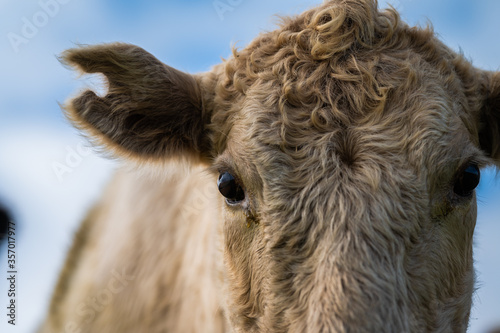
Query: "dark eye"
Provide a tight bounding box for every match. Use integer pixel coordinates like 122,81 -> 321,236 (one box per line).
453,164 -> 480,197
217,172 -> 245,203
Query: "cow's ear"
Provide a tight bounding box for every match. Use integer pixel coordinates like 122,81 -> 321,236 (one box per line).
479,71 -> 500,167
61,43 -> 213,164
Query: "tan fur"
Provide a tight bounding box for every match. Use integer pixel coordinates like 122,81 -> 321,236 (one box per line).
40,166 -> 225,333
41,1 -> 500,332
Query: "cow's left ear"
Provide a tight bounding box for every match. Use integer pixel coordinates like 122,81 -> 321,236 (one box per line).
479,71 -> 500,167
61,43 -> 215,164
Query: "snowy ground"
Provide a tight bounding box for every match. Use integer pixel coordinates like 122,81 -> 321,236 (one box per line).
0,0 -> 499,332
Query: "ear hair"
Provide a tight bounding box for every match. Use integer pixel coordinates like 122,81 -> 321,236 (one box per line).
61,43 -> 212,163
479,71 -> 500,166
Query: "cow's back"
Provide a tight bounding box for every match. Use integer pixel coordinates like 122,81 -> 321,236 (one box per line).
39,165 -> 226,333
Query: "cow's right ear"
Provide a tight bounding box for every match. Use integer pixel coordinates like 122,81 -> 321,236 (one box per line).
479,71 -> 500,167
61,43 -> 215,164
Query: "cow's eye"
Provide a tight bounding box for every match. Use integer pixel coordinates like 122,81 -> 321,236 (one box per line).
453,164 -> 480,197
218,172 -> 245,204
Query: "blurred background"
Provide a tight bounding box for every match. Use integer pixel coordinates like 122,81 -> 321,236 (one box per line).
0,0 -> 498,332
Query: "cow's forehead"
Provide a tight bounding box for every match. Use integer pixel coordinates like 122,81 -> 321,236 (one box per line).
219,73 -> 485,205
212,4 -> 485,190
228,67 -> 467,155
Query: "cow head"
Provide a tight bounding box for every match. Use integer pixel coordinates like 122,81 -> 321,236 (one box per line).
61,0 -> 500,331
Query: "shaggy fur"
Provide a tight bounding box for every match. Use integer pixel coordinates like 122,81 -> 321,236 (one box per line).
41,0 -> 500,332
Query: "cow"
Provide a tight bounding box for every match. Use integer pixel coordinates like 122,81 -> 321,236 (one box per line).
40,0 -> 500,332
0,206 -> 11,243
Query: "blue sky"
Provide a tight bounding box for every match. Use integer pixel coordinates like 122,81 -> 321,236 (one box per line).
0,1 -> 499,332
